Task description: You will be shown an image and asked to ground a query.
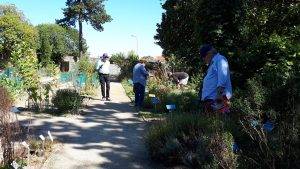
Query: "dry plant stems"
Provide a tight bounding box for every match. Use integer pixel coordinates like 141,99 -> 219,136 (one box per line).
240,118 -> 276,169
0,86 -> 20,165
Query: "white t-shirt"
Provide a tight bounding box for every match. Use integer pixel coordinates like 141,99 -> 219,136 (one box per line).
96,59 -> 110,74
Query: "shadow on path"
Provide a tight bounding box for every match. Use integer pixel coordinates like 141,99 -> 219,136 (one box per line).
18,83 -> 163,169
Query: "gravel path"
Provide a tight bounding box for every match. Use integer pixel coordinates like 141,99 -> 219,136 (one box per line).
20,82 -> 159,169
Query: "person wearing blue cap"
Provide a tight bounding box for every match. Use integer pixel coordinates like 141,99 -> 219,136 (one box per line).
96,53 -> 111,101
199,44 -> 232,114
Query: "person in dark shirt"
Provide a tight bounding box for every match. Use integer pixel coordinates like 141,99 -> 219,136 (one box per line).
168,72 -> 189,89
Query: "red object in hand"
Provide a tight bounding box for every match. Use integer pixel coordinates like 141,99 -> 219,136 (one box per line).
204,96 -> 230,114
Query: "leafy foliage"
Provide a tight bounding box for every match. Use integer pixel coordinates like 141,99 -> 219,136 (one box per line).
155,0 -> 299,87
230,75 -> 300,168
76,56 -> 99,96
57,0 -> 112,57
110,52 -> 126,65
146,114 -> 237,168
36,24 -> 87,64
52,89 -> 82,114
0,4 -> 38,64
11,42 -> 40,105
0,73 -> 23,100
112,51 -> 139,80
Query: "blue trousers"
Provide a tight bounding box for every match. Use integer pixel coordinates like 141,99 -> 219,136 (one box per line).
133,83 -> 145,107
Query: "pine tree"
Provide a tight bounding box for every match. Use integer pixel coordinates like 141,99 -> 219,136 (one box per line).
57,0 -> 112,58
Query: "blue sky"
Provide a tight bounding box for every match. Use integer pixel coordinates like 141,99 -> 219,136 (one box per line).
1,0 -> 164,57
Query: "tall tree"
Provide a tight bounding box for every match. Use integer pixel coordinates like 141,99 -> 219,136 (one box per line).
36,24 -> 87,65
0,4 -> 38,67
56,0 -> 112,58
155,0 -> 299,87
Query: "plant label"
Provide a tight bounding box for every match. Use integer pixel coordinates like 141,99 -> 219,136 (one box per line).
11,161 -> 19,169
263,121 -> 274,132
39,134 -> 45,141
250,120 -> 259,127
151,97 -> 160,105
21,141 -> 30,149
166,104 -> 176,110
48,131 -> 54,142
232,142 -> 239,153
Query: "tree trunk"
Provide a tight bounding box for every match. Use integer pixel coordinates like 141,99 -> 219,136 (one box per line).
78,15 -> 83,59
78,0 -> 83,59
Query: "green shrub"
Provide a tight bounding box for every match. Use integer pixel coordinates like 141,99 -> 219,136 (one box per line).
112,51 -> 138,81
76,56 -> 99,96
121,79 -> 135,101
0,74 -> 23,100
11,42 -> 40,106
43,62 -> 60,77
52,89 -> 82,114
231,74 -> 300,168
147,79 -> 199,113
110,52 -> 126,65
122,77 -> 200,113
145,114 -> 238,168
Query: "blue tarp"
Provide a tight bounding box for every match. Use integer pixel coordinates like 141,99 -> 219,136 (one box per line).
60,71 -> 99,88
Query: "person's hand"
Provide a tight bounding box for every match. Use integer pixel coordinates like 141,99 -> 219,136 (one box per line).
216,87 -> 225,104
215,96 -> 223,104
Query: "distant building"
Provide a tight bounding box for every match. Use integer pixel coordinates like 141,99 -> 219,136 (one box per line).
154,56 -> 166,63
60,56 -> 75,72
140,56 -> 166,63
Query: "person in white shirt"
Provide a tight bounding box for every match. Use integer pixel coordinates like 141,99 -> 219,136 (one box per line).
96,53 -> 111,101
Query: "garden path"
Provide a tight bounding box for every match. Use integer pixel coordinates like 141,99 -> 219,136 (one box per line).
20,82 -> 159,169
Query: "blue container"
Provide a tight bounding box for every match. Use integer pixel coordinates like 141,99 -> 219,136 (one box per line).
166,104 -> 176,110
232,142 -> 239,153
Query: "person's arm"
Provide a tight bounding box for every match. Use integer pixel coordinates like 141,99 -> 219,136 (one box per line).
216,57 -> 229,98
96,60 -> 103,70
140,65 -> 149,77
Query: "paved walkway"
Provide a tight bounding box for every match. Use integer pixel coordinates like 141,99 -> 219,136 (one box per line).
20,82 -> 159,169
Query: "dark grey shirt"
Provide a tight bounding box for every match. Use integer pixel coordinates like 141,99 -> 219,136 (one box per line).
171,72 -> 189,82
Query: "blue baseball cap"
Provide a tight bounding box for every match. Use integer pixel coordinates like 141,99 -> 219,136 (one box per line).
200,44 -> 213,58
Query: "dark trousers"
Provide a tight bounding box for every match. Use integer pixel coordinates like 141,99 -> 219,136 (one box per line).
99,74 -> 110,98
133,83 -> 145,107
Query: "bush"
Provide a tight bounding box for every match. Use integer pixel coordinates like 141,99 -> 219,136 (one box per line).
52,89 -> 82,114
112,51 -> 139,81
110,52 -> 126,65
231,75 -> 300,168
11,42 -> 40,106
76,56 -> 99,96
147,79 -> 199,113
42,62 -> 60,77
122,76 -> 199,113
0,74 -> 23,100
145,114 -> 237,168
